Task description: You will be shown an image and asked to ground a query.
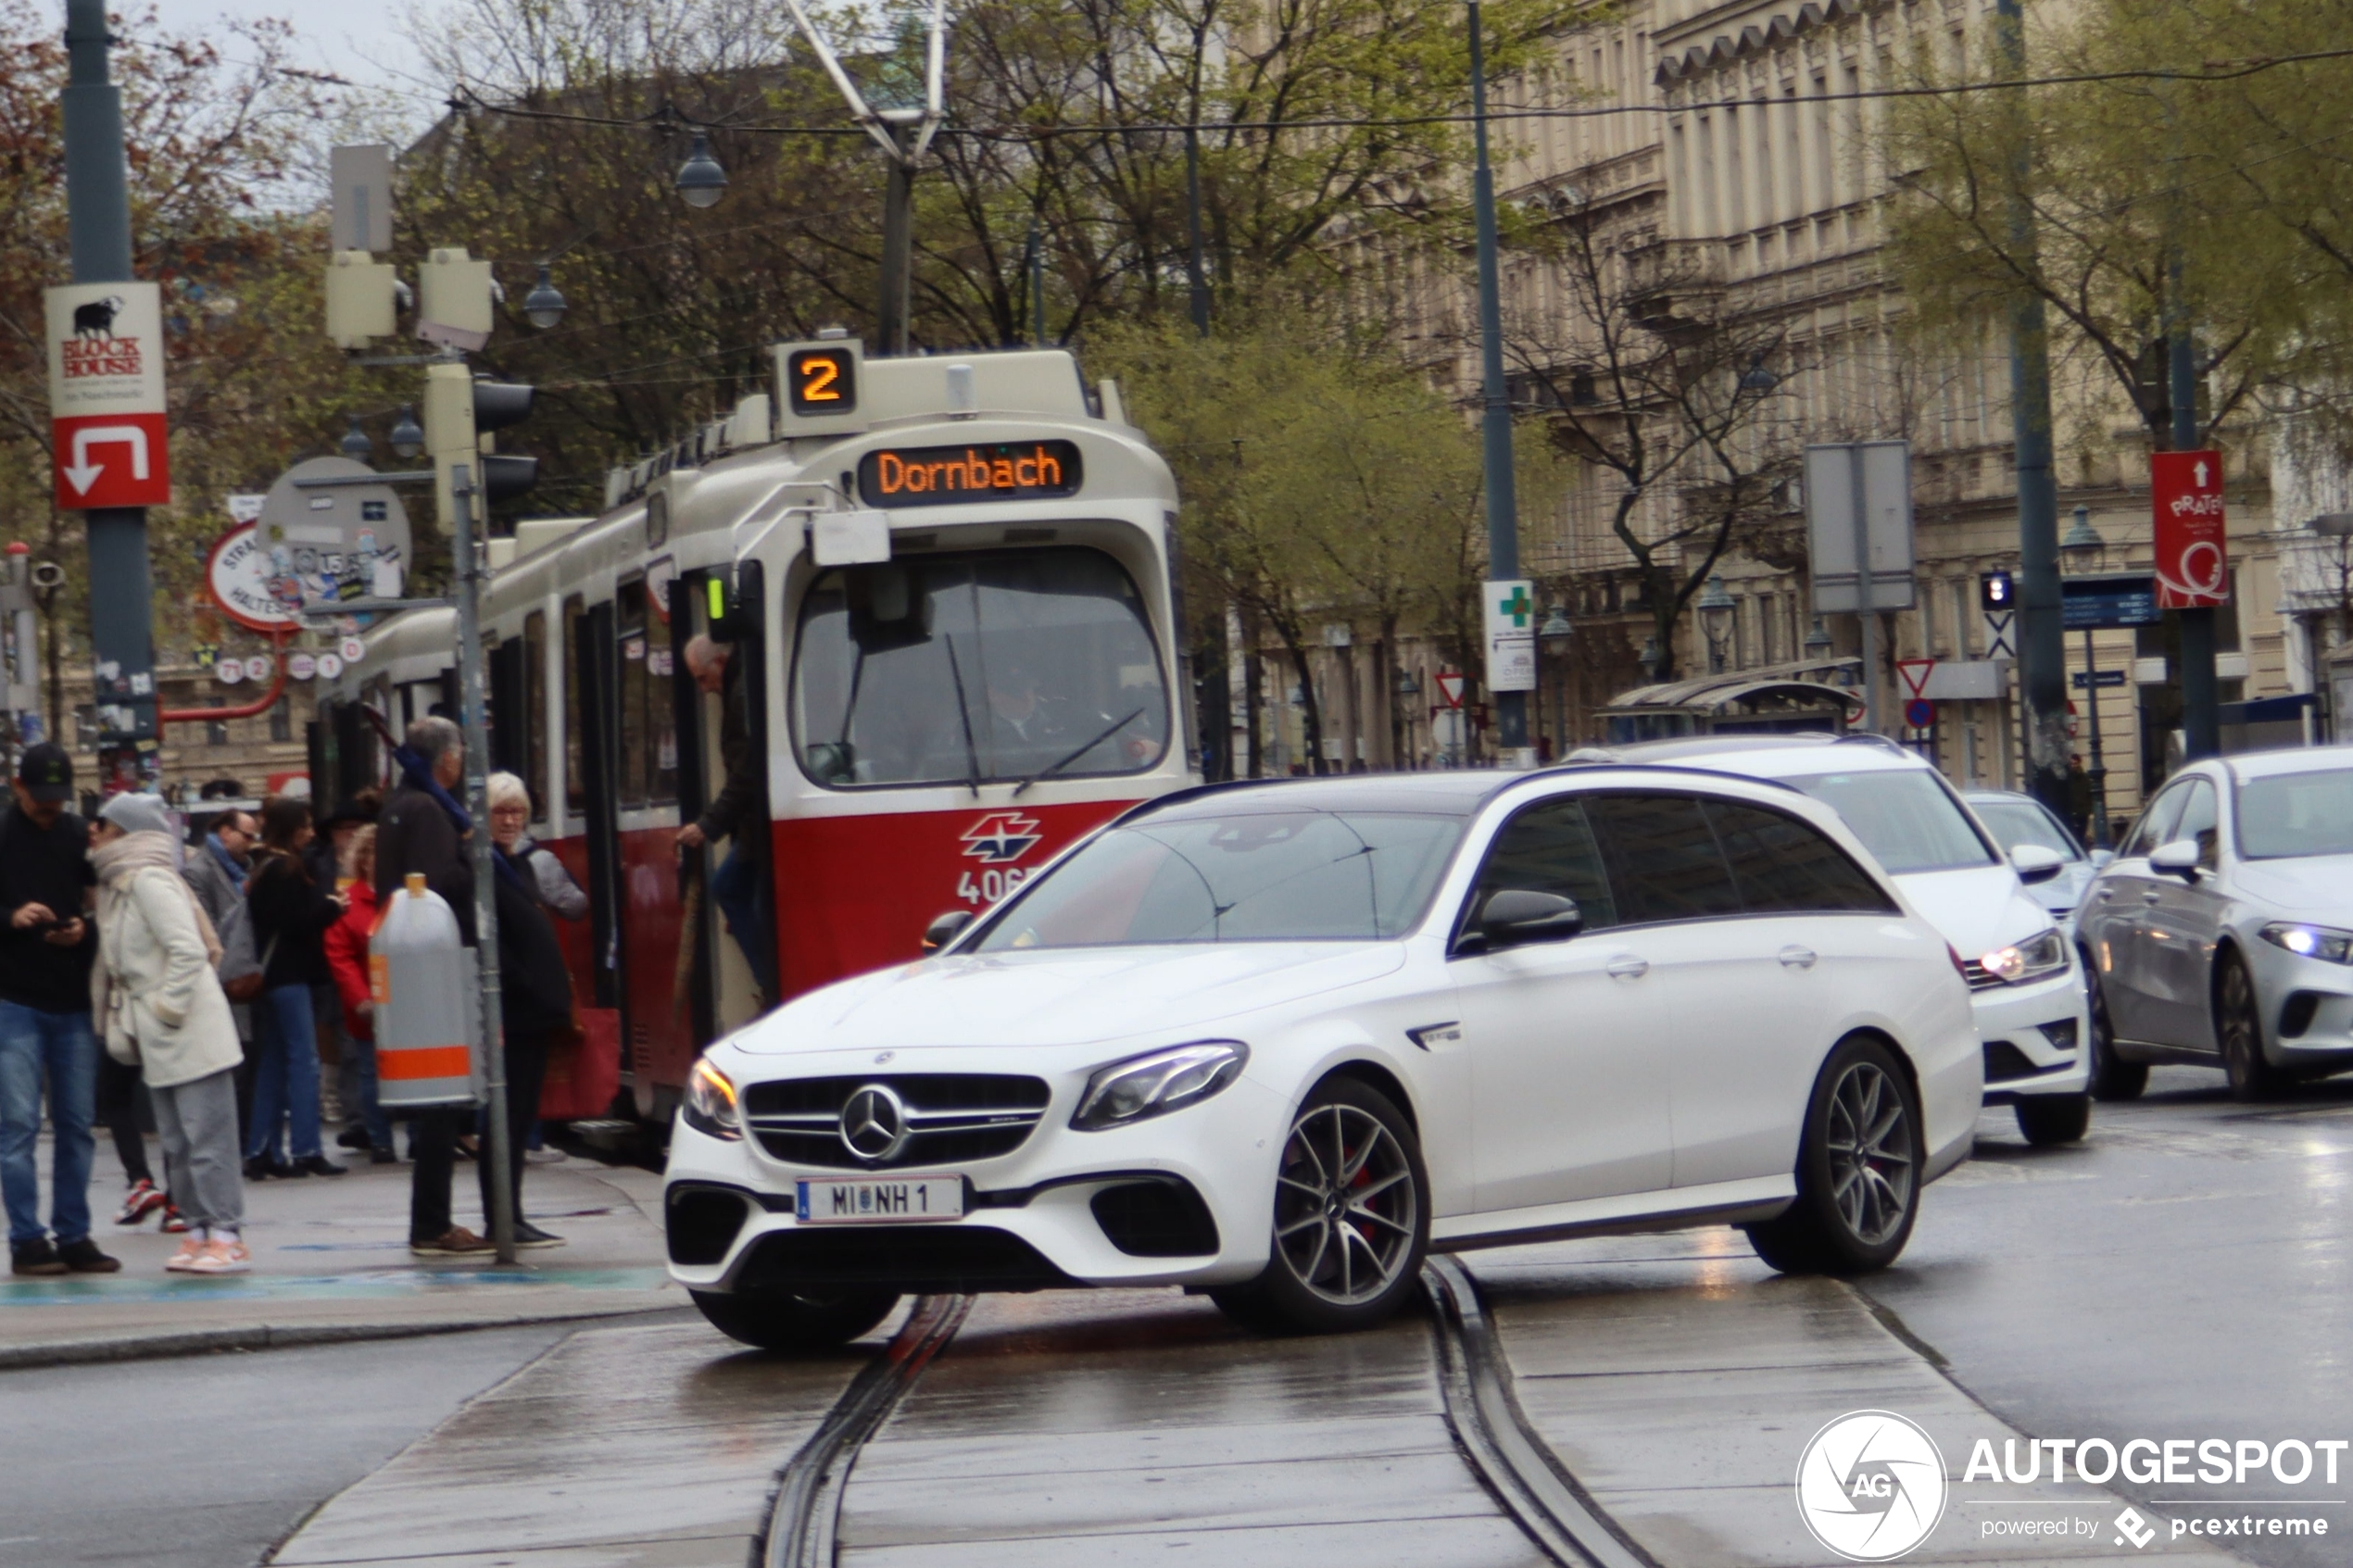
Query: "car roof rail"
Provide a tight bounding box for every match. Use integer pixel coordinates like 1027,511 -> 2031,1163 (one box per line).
1832,732 -> 1913,756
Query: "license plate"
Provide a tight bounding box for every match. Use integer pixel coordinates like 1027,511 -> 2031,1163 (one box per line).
796,1175 -> 966,1223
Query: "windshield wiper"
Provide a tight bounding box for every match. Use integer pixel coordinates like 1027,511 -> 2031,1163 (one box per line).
942,634 -> 983,799
1013,708 -> 1144,797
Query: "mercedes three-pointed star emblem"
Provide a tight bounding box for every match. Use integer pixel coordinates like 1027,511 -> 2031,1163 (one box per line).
838,1083 -> 909,1161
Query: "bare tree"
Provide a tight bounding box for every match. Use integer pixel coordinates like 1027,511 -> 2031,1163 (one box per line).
1500,194 -> 1804,684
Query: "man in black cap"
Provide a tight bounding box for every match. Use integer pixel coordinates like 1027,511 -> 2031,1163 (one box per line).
0,744 -> 118,1274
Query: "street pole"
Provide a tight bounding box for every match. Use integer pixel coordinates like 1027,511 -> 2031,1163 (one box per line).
1467,0 -> 1527,756
1025,221 -> 1046,346
877,119 -> 916,356
2171,285 -> 2220,759
2082,624 -> 2111,847
1185,125 -> 1211,338
449,463 -> 515,1265
61,0 -> 157,766
1994,0 -> 2069,819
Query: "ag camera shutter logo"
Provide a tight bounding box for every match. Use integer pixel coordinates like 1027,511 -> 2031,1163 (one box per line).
1795,1411 -> 1949,1561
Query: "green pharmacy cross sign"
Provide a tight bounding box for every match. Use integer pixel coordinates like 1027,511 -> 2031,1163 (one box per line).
1496,584 -> 1532,628
1483,577 -> 1537,694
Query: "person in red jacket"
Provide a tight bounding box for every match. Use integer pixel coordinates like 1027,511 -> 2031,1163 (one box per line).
321,827 -> 391,1163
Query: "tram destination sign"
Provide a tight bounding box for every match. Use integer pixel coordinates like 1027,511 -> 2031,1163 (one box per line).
858,440 -> 1082,508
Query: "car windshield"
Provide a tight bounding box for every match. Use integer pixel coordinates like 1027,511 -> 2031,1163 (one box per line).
791,546 -> 1169,789
1970,799 -> 2082,862
973,809 -> 1465,949
2235,769 -> 2353,859
1780,770 -> 1995,874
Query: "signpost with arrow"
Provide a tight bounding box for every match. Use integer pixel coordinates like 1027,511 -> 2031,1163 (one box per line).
46,281 -> 170,511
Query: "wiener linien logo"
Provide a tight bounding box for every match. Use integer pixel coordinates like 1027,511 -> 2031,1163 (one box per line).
1796,1411 -> 1949,1562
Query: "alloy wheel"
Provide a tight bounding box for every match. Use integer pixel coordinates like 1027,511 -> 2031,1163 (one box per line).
1825,1060 -> 1915,1247
1272,1102 -> 1418,1306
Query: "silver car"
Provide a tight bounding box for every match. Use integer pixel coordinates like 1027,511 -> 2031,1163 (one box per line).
2076,746 -> 2353,1101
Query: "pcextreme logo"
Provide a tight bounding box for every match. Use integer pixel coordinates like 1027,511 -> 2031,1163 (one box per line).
1796,1411 -> 1950,1562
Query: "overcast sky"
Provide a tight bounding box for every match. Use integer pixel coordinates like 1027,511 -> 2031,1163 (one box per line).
143,0 -> 434,101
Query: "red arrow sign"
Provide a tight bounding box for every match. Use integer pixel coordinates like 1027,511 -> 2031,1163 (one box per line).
52,412 -> 170,509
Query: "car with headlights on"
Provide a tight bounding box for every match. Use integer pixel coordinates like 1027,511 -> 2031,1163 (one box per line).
1575,734 -> 2093,1145
663,767 -> 1980,1347
2074,747 -> 2353,1101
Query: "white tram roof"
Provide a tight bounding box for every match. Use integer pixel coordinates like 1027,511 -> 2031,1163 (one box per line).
328,346 -> 1173,703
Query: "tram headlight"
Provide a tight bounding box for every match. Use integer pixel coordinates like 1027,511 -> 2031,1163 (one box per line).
1072,1041 -> 1249,1132
683,1058 -> 742,1141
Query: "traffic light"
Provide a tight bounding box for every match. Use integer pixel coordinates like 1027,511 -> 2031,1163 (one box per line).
1980,570 -> 2015,614
423,362 -> 538,531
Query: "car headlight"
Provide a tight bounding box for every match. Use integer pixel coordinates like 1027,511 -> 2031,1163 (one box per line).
2260,922 -> 2353,964
1071,1041 -> 1250,1132
682,1058 -> 741,1140
1980,927 -> 2070,985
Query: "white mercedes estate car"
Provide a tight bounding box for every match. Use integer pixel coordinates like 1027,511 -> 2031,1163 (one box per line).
664,767 -> 1982,1346
1581,735 -> 2095,1147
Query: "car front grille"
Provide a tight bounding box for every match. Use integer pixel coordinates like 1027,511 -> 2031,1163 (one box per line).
741,1073 -> 1051,1171
1959,960 -> 2007,991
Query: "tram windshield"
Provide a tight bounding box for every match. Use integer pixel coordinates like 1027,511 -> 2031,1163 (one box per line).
793,546 -> 1170,789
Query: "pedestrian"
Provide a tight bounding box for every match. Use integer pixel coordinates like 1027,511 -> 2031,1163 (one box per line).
182,806 -> 261,1153
243,797 -> 348,1180
88,793 -> 249,1273
676,635 -> 772,996
376,717 -> 494,1256
488,771 -> 583,1166
486,794 -> 575,1248
321,824 -> 395,1164
0,743 -> 119,1276
97,1029 -> 166,1227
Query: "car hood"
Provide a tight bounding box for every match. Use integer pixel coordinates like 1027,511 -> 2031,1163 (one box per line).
736,943 -> 1410,1054
2231,854 -> 2353,919
1894,864 -> 2056,956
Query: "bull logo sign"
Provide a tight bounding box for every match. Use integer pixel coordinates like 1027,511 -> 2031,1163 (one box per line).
2151,450 -> 2229,610
45,282 -> 170,510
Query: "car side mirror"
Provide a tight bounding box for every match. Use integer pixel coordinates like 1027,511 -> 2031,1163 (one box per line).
1479,889 -> 1583,950
2147,839 -> 2201,880
921,909 -> 974,954
2009,844 -> 2066,885
2089,848 -> 2116,871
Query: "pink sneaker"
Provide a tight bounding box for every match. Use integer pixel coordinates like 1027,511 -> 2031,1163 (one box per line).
185,1238 -> 251,1274
165,1233 -> 207,1272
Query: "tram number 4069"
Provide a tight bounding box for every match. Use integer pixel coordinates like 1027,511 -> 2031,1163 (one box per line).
956,868 -> 1029,907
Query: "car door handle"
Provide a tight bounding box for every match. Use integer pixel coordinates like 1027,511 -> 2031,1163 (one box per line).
2142,890 -> 2165,905
2095,886 -> 2115,902
1778,945 -> 1818,970
1605,954 -> 1650,980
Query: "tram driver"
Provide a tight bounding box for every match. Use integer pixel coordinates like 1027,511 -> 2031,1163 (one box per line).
676,636 -> 774,1000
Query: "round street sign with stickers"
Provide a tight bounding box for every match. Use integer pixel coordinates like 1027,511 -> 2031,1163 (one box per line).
241,655 -> 271,683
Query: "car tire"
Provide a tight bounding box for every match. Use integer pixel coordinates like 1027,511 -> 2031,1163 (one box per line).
1213,1076 -> 1428,1336
2082,954 -> 2147,1102
1744,1035 -> 1921,1277
2218,951 -> 2292,1103
689,1288 -> 900,1352
2013,1092 -> 2091,1146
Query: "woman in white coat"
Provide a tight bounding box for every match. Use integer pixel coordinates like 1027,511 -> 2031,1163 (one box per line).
89,794 -> 249,1273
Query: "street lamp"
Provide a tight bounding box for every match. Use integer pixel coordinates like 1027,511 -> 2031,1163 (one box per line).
338,413 -> 373,461
1538,605 -> 1573,758
1738,352 -> 1781,394
674,132 -> 727,208
1640,634 -> 1663,682
1695,574 -> 1736,672
2060,505 -> 2113,848
522,263 -> 567,331
388,406 -> 425,460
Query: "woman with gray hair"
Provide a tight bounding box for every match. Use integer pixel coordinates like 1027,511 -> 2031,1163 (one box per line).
485,772 -> 585,921
88,793 -> 249,1272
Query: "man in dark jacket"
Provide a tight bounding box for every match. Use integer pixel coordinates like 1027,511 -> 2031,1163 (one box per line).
676,635 -> 772,996
373,717 -> 493,1256
0,745 -> 118,1275
485,853 -> 573,1248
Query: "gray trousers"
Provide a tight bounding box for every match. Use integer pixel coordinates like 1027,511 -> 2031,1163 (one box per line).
152,1068 -> 245,1234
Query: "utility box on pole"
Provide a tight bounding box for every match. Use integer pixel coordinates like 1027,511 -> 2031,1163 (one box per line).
417,248 -> 494,352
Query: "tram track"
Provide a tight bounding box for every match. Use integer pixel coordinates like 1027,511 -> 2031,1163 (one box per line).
1424,1256 -> 1657,1568
753,1264 -> 1652,1568
758,1294 -> 975,1568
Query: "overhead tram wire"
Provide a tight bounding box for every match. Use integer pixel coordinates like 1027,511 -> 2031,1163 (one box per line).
446,44 -> 2353,143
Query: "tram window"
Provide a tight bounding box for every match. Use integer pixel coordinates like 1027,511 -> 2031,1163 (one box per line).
563,596 -> 586,814
524,610 -> 548,822
791,546 -> 1170,789
617,580 -> 650,809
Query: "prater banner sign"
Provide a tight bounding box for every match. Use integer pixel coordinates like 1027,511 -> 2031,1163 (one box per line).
2150,449 -> 2229,609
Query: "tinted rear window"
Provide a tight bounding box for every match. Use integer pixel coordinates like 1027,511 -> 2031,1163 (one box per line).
1705,800 -> 1898,914
1584,795 -> 1744,923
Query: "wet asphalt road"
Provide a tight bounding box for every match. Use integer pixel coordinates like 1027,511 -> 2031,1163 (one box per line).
1857,1067 -> 2353,1568
9,1068 -> 2348,1568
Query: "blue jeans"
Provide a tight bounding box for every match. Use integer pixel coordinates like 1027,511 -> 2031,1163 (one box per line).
247,985 -> 323,1162
711,841 -> 774,994
0,1001 -> 98,1247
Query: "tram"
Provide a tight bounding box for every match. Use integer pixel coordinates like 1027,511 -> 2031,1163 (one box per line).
314,344 -> 1198,1127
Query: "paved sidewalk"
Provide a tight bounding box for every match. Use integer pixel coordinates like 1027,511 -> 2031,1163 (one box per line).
2,1133 -> 678,1368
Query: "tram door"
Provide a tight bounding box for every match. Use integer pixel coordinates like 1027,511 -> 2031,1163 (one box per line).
679,561 -> 771,1038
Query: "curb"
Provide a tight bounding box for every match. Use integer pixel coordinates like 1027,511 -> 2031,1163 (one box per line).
0,1301 -> 681,1372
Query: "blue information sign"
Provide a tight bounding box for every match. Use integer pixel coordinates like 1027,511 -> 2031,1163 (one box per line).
2072,670 -> 2128,689
2062,573 -> 2159,630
